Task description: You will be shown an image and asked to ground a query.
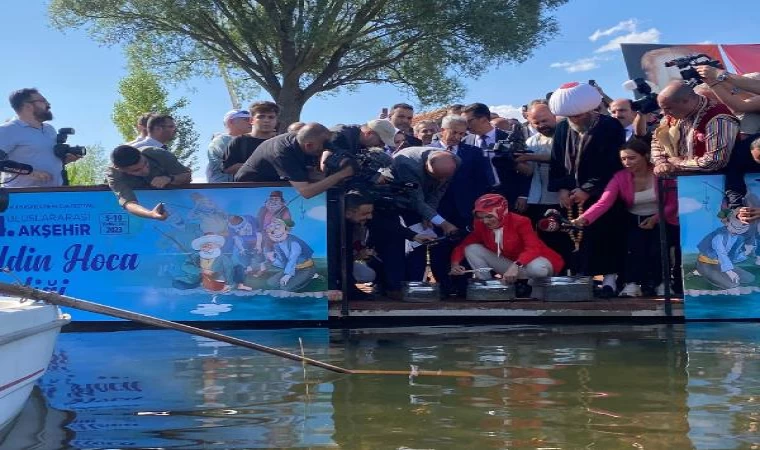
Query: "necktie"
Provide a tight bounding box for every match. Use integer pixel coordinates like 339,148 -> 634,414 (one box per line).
479,135 -> 489,149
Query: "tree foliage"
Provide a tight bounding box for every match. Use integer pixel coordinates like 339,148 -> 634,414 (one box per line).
50,0 -> 568,126
66,143 -> 108,186
112,64 -> 200,169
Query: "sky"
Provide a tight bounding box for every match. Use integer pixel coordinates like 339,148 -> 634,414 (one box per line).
1,0 -> 759,181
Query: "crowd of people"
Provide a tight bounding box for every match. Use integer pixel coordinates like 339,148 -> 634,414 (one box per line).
2,65 -> 760,301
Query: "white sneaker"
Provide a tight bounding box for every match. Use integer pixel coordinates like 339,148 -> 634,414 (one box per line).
619,282 -> 641,297
655,283 -> 666,296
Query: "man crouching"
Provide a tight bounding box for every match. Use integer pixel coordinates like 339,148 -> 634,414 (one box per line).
106,145 -> 192,220
449,194 -> 564,297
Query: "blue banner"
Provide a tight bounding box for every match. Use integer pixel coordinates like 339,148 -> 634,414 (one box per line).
678,175 -> 760,320
0,186 -> 329,321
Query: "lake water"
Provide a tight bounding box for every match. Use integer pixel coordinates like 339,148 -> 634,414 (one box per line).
1,323 -> 758,449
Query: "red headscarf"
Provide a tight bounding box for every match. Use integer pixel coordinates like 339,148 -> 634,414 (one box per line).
473,194 -> 509,222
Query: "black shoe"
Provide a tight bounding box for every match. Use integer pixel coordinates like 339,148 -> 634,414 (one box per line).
598,285 -> 616,299
514,280 -> 533,299
348,287 -> 374,301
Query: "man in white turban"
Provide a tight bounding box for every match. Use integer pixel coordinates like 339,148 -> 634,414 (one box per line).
547,82 -> 627,297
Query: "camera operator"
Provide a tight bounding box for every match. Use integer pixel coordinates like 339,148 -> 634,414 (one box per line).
696,66 -> 760,136
106,145 -> 192,220
0,88 -> 81,187
344,191 -> 433,300
652,81 -> 739,175
696,69 -> 760,96
325,119 -> 397,162
234,123 -> 354,199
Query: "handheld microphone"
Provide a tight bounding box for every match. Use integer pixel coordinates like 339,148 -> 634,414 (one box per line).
0,160 -> 33,175
538,209 -> 580,232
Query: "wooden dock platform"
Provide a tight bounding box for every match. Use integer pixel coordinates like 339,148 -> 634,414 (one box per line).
329,297 -> 683,320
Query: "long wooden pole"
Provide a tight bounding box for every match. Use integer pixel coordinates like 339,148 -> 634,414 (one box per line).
0,282 -> 474,378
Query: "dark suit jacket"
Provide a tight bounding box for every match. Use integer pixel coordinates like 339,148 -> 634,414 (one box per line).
431,142 -> 492,229
462,128 -> 531,204
404,134 -> 422,147
548,115 -> 625,197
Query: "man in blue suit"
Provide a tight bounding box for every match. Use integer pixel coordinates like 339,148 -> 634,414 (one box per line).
425,115 -> 492,297
461,103 -> 531,214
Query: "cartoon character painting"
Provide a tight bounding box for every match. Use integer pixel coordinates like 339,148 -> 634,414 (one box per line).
173,233 -> 236,292
695,208 -> 756,289
263,218 -> 316,291
226,214 -> 262,290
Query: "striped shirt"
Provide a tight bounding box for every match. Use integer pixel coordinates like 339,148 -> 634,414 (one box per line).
651,96 -> 739,172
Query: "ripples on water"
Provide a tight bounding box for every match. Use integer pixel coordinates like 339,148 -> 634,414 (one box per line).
0,324 -> 758,449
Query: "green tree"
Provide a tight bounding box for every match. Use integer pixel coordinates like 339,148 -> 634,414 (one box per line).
112,65 -> 199,169
50,0 -> 567,127
65,143 -> 108,186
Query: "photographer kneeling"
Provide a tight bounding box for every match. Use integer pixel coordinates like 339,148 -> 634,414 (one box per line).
450,194 -> 563,297
344,191 -> 433,300
106,145 -> 192,220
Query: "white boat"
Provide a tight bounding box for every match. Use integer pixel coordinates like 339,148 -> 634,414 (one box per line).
0,297 -> 70,431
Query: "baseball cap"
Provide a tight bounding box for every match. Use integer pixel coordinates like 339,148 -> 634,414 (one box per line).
366,119 -> 397,147
223,109 -> 251,124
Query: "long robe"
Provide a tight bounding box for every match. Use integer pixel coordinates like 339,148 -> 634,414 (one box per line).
548,115 -> 626,275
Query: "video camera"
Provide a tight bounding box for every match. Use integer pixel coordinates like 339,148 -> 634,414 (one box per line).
664,54 -> 724,86
324,146 -> 417,209
54,128 -> 87,159
624,78 -> 660,114
491,129 -> 532,171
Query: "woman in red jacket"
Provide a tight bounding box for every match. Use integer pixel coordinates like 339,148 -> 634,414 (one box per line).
450,194 -> 564,295
572,138 -> 679,297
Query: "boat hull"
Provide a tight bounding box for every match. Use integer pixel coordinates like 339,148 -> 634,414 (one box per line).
0,298 -> 69,431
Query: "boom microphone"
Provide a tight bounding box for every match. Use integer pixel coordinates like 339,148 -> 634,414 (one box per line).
0,160 -> 34,175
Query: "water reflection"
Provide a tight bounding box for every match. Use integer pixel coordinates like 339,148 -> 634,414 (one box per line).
0,324 -> 758,449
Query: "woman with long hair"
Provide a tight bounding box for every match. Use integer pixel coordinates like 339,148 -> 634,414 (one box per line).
572,139 -> 678,297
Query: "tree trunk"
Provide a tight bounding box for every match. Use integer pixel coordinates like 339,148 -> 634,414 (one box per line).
275,87 -> 305,132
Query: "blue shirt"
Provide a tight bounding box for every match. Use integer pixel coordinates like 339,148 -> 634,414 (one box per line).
0,118 -> 61,187
206,133 -> 234,182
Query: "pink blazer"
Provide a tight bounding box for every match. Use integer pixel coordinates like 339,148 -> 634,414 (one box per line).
581,169 -> 679,226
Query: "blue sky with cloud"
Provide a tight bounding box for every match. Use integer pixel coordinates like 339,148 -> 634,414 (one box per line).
1,0 -> 759,180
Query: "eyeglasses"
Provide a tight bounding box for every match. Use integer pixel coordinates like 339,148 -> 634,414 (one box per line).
26,99 -> 49,106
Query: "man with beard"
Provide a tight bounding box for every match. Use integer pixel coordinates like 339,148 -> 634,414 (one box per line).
548,82 -> 626,297
0,88 -> 81,187
518,102 -> 572,266
174,233 -> 236,292
389,103 -> 423,146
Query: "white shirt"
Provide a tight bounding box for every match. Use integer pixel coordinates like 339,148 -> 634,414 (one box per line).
624,124 -> 634,141
133,136 -> 166,149
476,128 -> 499,185
526,132 -> 559,205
